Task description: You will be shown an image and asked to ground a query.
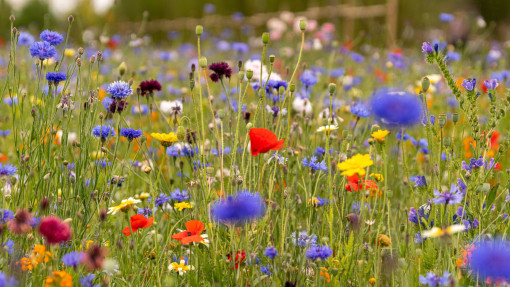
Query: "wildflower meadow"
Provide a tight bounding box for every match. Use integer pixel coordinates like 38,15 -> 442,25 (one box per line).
1,3 -> 510,286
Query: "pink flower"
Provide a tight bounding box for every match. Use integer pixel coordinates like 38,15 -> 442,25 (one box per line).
38,216 -> 72,244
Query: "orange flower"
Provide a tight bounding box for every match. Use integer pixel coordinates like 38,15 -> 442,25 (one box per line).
320,267 -> 331,282
44,270 -> 72,287
463,137 -> 476,158
171,220 -> 205,244
122,214 -> 154,236
345,174 -> 380,196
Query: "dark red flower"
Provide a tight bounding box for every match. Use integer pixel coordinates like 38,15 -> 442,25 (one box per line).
208,62 -> 232,82
37,216 -> 72,244
139,80 -> 162,96
8,209 -> 33,234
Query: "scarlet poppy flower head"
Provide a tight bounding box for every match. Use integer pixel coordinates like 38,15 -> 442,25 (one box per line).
171,220 -> 205,245
249,128 -> 284,156
122,214 -> 154,236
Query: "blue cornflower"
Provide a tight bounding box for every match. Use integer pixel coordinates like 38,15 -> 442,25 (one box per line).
18,32 -> 34,46
446,51 -> 461,62
306,245 -> 333,261
102,97 -> 114,111
92,125 -> 115,141
79,274 -> 99,287
0,130 -> 11,137
0,209 -> 14,223
260,265 -> 272,275
314,147 -> 326,157
351,201 -> 370,214
300,70 -> 318,87
330,68 -> 345,77
40,30 -> 64,46
264,246 -> 278,259
469,239 -> 510,281
46,72 -> 66,84
484,79 -> 499,90
211,146 -> 231,156
0,272 -> 18,287
461,78 -> 476,91
350,52 -> 364,63
408,205 -> 430,226
137,207 -> 153,217
120,128 -> 142,141
421,42 -> 434,54
410,175 -> 427,187
131,104 -> 149,115
154,193 -> 171,207
414,232 -> 426,244
432,184 -> 463,205
95,160 -> 111,168
62,251 -> 84,267
350,102 -> 370,117
106,81 -> 133,99
232,42 -> 249,53
29,41 -> 57,60
302,156 -> 328,172
419,271 -> 451,286
439,13 -> 454,22
370,88 -> 423,128
3,238 -> 14,255
210,191 -> 265,225
0,164 -> 17,177
166,146 -> 181,157
170,188 -> 189,202
290,231 -> 317,247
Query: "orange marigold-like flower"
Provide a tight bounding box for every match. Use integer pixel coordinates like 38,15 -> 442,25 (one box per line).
44,270 -> 73,287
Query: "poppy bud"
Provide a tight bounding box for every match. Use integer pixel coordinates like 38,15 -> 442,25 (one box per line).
176,126 -> 186,141
289,84 -> 296,93
238,71 -> 245,82
262,32 -> 270,44
246,69 -> 253,80
269,54 -> 275,63
68,15 -> 74,24
199,56 -> 207,68
421,77 -> 430,93
196,25 -> 203,36
452,113 -> 459,124
299,19 -> 307,31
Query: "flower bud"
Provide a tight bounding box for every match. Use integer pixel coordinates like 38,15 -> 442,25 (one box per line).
328,83 -> 336,94
176,126 -> 186,142
196,25 -> 203,36
279,86 -> 285,95
78,47 -> 84,55
9,15 -> 15,22
269,54 -> 275,63
452,113 -> 459,124
289,84 -> 296,93
90,55 -> 96,64
246,69 -> 253,80
118,62 -> 127,76
299,19 -> 307,31
421,77 -> 430,92
68,15 -> 74,24
262,32 -> 270,44
246,122 -> 253,129
199,56 -> 207,68
238,71 -> 245,82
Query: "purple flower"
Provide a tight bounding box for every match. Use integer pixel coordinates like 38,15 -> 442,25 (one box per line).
300,70 -> 318,86
46,72 -> 66,84
79,274 -> 99,287
306,245 -> 333,260
106,81 -> 132,99
461,78 -> 476,91
18,32 -> 34,46
40,30 -> 64,46
350,102 -> 370,118
92,125 -> 115,141
209,62 -> 232,82
170,188 -> 189,202
62,251 -> 84,267
370,89 -> 423,128
0,272 -> 18,287
264,246 -> 278,259
419,271 -> 451,286
302,156 -> 328,172
290,231 -> 317,247
0,164 -> 17,177
421,42 -> 434,54
439,13 -> 454,22
484,79 -> 499,90
29,41 -> 57,60
120,128 -> 142,141
432,184 -> 463,205
469,239 -> 510,281
210,191 -> 265,225
154,193 -> 171,207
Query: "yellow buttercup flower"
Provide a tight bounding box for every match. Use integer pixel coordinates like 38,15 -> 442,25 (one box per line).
174,202 -> 193,211
151,132 -> 178,147
371,129 -> 389,142
44,270 -> 72,287
422,224 -> 465,238
169,257 -> 195,275
107,197 -> 142,215
64,49 -> 76,57
337,154 -> 373,176
370,173 -> 384,182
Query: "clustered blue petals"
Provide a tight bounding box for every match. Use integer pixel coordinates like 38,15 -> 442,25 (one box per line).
305,245 -> 333,260
370,88 -> 423,128
120,128 -> 142,141
40,30 -> 64,46
106,81 -> 133,99
0,164 -> 17,177
210,191 -> 265,225
92,125 -> 116,140
46,72 -> 67,84
469,239 -> 510,281
29,41 -> 57,60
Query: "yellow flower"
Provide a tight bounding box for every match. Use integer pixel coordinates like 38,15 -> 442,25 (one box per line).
64,49 -> 76,57
174,202 -> 193,211
369,278 -> 376,285
151,132 -> 178,147
44,270 -> 73,287
107,197 -> 142,215
42,58 -> 55,66
337,154 -> 373,176
91,151 -> 105,159
377,234 -> 391,247
422,224 -> 465,238
169,257 -> 194,275
371,129 -> 389,142
316,125 -> 338,133
139,192 -> 150,200
369,173 -> 384,182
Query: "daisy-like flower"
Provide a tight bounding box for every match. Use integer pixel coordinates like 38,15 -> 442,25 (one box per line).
151,132 -> 178,147
169,257 -> 195,275
422,224 -> 465,238
316,125 -> 338,133
371,129 -> 389,142
337,154 -> 373,176
107,197 -> 142,215
174,202 -> 193,211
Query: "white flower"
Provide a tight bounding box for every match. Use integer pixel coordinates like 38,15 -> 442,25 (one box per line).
422,224 -> 465,238
160,100 -> 183,115
316,125 -> 338,133
292,97 -> 312,114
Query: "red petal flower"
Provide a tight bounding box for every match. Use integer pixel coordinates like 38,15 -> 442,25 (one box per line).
122,214 -> 154,236
249,128 -> 284,156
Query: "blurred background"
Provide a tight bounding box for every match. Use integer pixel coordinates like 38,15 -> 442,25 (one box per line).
1,0 -> 510,46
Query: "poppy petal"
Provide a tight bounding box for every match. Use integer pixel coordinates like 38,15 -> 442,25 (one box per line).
249,128 -> 282,156
181,235 -> 204,245
185,220 -> 204,234
171,231 -> 190,241
142,217 -> 154,228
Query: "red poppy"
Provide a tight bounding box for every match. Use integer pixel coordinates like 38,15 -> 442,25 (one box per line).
345,174 -> 378,193
227,251 -> 246,269
249,128 -> 284,156
122,214 -> 154,236
171,220 -> 205,244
